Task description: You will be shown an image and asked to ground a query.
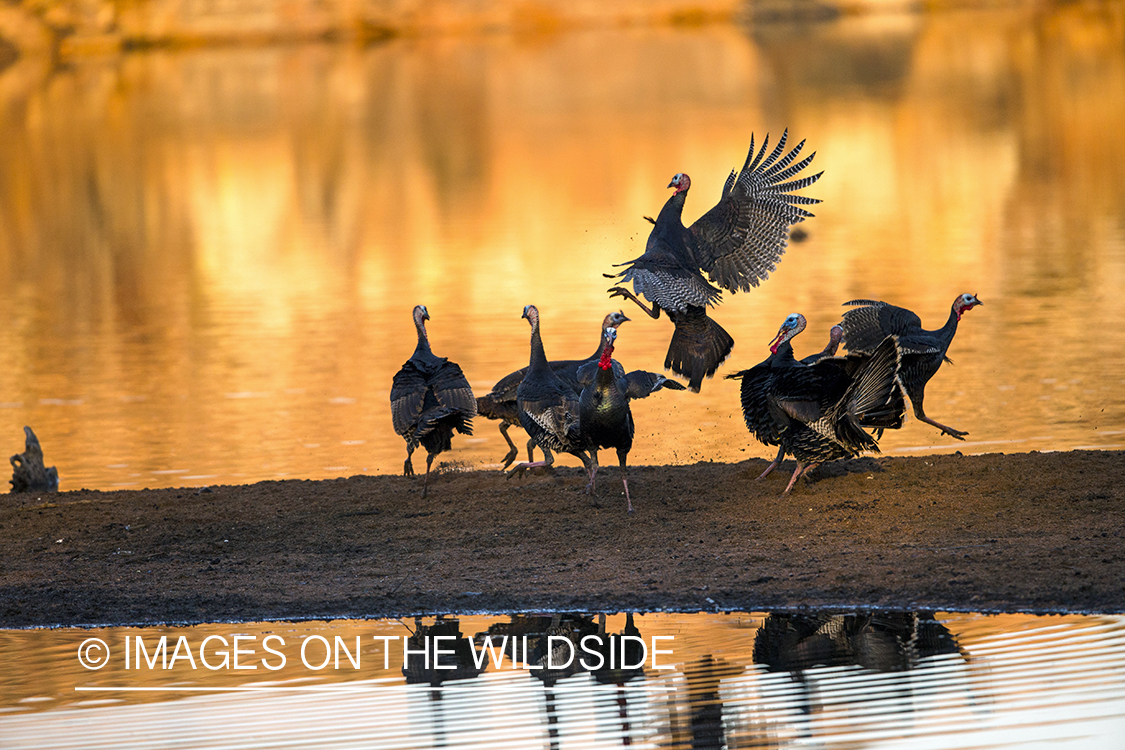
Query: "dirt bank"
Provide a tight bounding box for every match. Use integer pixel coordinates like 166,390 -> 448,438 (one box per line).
1,450 -> 1122,628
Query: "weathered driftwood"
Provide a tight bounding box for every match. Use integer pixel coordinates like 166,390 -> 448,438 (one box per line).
10,426 -> 59,493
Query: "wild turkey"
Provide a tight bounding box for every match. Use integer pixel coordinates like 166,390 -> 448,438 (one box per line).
509,305 -> 593,481
727,315 -> 905,494
390,305 -> 477,497
840,293 -> 982,440
729,313 -> 811,480
476,311 -> 629,469
575,326 -> 686,513
606,130 -> 822,391
752,317 -> 845,480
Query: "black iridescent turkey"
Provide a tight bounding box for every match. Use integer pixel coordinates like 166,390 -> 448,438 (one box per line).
476,312 -> 629,469
508,305 -> 592,480
607,130 -> 822,392
727,314 -> 905,494
840,294 -> 982,440
390,305 -> 477,497
754,318 -> 845,480
575,326 -> 686,513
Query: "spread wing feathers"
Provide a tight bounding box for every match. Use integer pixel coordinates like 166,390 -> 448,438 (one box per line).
863,381 -> 907,430
391,361 -> 475,438
623,370 -> 687,400
766,366 -> 842,440
689,130 -> 823,294
834,336 -> 902,450
841,299 -> 938,356
518,397 -> 582,452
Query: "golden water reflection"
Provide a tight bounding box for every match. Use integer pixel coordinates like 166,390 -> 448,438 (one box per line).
2,611 -> 1124,749
0,5 -> 1123,490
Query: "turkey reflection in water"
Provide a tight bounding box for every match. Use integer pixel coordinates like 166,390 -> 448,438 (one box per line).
0,5 -> 1124,491
2,611 -> 1125,748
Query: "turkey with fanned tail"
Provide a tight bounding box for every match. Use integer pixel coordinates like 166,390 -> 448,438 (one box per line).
727,314 -> 906,495
606,130 -> 822,391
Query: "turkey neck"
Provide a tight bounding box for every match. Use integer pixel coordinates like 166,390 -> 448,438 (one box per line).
412,317 -> 433,359
771,339 -> 798,366
932,303 -> 962,355
589,327 -> 614,360
527,318 -> 550,372
655,188 -> 688,232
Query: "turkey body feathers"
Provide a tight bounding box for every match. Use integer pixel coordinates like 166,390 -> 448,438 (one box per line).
390,359 -> 476,448
840,295 -> 982,440
607,131 -> 821,392
390,305 -> 477,496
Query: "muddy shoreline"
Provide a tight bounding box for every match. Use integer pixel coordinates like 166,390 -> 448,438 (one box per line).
1,450 -> 1122,629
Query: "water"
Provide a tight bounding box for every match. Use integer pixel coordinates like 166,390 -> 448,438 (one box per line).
3,6 -> 1124,745
0,5 -> 1123,491
2,612 -> 1124,748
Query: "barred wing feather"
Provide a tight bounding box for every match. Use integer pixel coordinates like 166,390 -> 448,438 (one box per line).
689,130 -> 823,294
841,300 -> 938,356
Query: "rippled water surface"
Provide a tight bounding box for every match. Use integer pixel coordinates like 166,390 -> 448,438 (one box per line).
0,4 -> 1123,490
2,611 -> 1124,748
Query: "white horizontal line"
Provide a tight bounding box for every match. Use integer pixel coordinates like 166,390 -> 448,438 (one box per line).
74,683 -> 673,693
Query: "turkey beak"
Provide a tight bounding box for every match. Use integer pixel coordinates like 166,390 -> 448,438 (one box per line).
620,313 -> 631,323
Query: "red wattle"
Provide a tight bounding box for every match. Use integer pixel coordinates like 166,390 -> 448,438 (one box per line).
598,345 -> 614,370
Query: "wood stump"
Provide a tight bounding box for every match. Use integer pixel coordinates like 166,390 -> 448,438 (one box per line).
10,426 -> 59,493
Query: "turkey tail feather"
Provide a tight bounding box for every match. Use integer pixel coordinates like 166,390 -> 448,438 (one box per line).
664,306 -> 734,392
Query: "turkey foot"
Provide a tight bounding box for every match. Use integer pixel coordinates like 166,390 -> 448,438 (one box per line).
606,287 -> 660,319
921,416 -> 968,440
506,460 -> 551,480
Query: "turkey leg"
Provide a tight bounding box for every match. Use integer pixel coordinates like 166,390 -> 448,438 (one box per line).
498,420 -> 519,469
617,448 -> 634,514
606,287 -> 661,320
913,395 -> 968,440
758,446 -> 785,480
